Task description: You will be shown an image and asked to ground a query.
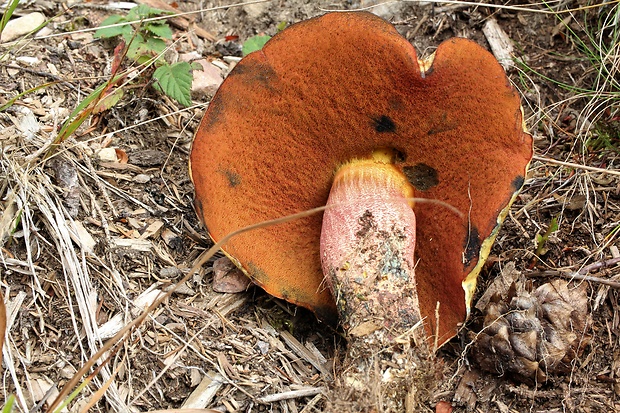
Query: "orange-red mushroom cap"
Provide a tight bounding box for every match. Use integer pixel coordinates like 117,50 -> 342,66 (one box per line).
190,12 -> 533,344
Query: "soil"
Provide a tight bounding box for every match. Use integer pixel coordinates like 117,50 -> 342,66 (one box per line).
1,0 -> 619,412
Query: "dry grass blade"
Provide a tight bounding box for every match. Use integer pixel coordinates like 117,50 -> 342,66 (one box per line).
533,155 -> 620,176
0,289 -> 6,367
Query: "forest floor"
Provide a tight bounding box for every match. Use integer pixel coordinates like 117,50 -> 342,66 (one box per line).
1,0 -> 619,412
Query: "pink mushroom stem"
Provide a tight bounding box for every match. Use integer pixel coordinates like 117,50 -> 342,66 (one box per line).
320,157 -> 424,341
320,156 -> 430,409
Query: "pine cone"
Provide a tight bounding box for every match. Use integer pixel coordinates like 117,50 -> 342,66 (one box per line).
472,275 -> 590,384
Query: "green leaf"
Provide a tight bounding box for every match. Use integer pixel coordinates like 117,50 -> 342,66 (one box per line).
2,394 -> 16,413
145,36 -> 167,54
94,15 -> 131,39
276,21 -> 287,32
153,62 -> 194,107
126,33 -> 147,60
126,34 -> 167,63
535,216 -> 559,257
145,22 -> 173,39
127,4 -> 170,20
93,88 -> 124,114
242,35 -> 271,56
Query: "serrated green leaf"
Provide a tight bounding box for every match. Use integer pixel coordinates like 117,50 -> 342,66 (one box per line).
146,22 -> 173,39
153,62 -> 193,107
128,4 -> 170,20
126,33 -> 147,60
127,4 -> 150,20
145,36 -> 166,54
242,35 -> 271,56
95,15 -> 132,39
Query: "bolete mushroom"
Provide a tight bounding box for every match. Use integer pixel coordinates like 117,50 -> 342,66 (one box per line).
190,11 -> 532,406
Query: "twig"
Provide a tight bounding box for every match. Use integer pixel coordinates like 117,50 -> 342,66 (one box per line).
529,257 -> 620,288
0,64 -> 82,92
580,257 -> 620,274
256,387 -> 324,404
533,155 -> 620,177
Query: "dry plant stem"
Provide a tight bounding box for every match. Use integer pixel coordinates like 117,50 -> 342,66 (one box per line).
533,155 -> 620,177
256,387 -> 324,403
530,257 -> 620,288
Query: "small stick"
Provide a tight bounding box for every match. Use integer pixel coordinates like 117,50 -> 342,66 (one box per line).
529,257 -> 620,288
256,387 -> 324,404
0,64 -> 81,92
533,155 -> 620,177
579,257 -> 620,274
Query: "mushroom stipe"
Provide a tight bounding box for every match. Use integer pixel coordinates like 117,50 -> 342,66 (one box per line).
190,11 -> 533,407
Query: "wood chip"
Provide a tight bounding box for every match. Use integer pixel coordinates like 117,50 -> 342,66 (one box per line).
68,220 -> 97,253
140,220 -> 165,239
453,369 -> 480,410
0,191 -> 19,247
31,375 -> 59,409
129,149 -> 167,167
482,18 -> 514,70
110,237 -> 152,251
98,287 -> 163,339
280,331 -> 330,377
181,371 -> 224,409
257,387 -> 324,404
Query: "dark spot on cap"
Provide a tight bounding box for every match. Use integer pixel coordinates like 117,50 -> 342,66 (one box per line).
388,97 -> 404,112
226,55 -> 278,96
248,262 -> 268,283
403,163 -> 439,191
512,175 -> 525,191
201,94 -> 224,130
232,59 -> 278,90
392,148 -> 407,163
220,169 -> 241,187
463,225 -> 481,268
372,115 -> 396,133
427,112 -> 457,135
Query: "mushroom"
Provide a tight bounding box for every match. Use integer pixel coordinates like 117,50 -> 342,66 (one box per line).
190,11 -> 532,408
